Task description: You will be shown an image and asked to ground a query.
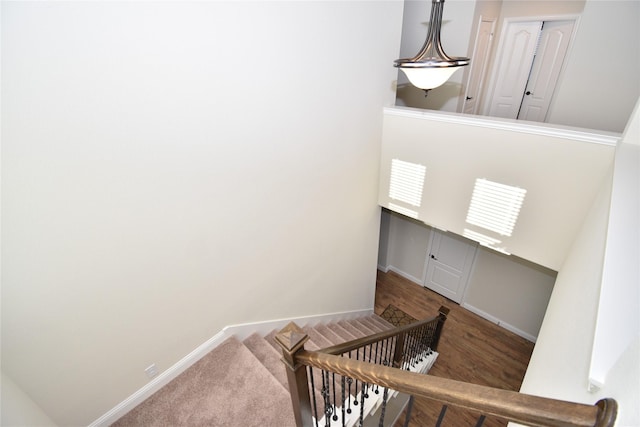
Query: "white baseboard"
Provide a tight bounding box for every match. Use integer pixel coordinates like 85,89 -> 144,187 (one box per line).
222,308 -> 373,341
89,308 -> 373,427
387,265 -> 424,286
383,265 -> 537,343
377,264 -> 389,273
462,303 -> 537,343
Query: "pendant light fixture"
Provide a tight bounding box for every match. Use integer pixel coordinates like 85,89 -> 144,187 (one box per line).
394,0 -> 470,92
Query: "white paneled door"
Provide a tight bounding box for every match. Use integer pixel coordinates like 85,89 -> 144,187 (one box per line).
486,19 -> 575,122
518,20 -> 575,122
463,18 -> 496,115
423,230 -> 478,303
487,21 -> 542,119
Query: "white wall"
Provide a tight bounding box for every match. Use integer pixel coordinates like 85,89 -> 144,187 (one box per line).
1,372 -> 58,427
0,2 -> 403,425
379,108 -> 617,271
464,248 -> 556,341
590,103 -> 640,389
380,210 -> 432,282
548,0 -> 640,132
519,103 -> 640,427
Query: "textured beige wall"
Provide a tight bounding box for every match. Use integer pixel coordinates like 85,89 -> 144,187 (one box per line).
0,2 -> 403,425
379,109 -> 616,271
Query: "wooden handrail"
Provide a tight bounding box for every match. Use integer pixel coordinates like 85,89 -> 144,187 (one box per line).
276,312 -> 617,427
295,350 -> 617,427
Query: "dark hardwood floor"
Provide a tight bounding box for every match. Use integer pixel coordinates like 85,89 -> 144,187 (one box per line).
374,270 -> 535,427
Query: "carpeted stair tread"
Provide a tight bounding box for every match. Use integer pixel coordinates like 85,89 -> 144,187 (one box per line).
112,337 -> 295,427
326,323 -> 358,342
315,324 -> 347,345
112,312 -> 430,426
359,316 -> 391,333
337,320 -> 368,338
368,315 -> 395,330
349,319 -> 378,336
243,333 -> 288,390
303,326 -> 335,349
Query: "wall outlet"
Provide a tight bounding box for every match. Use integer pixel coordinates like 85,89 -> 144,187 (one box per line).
144,363 -> 159,379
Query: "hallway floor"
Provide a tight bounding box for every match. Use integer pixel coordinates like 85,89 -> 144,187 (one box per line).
374,270 -> 535,427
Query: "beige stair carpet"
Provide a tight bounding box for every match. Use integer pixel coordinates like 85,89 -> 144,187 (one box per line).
112,336 -> 295,427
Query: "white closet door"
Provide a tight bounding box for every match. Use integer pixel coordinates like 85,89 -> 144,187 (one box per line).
518,20 -> 575,122
487,21 -> 542,119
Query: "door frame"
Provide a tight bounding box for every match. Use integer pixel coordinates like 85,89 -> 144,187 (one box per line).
422,229 -> 479,304
480,14 -> 581,118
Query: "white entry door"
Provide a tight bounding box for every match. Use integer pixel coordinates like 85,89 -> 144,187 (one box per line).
463,18 -> 496,115
518,20 -> 575,122
423,230 -> 478,303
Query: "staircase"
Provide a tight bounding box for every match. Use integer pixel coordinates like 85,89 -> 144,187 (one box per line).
112,314 -> 429,427
110,308 -> 618,427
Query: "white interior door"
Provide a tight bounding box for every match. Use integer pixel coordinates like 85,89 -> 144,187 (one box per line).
463,18 -> 495,115
518,20 -> 575,122
423,230 -> 477,303
487,21 -> 542,119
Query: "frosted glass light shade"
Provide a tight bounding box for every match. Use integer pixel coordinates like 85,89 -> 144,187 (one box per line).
399,66 -> 462,90
393,0 -> 469,91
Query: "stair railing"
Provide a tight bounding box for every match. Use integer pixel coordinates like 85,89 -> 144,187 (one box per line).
275,307 -> 617,427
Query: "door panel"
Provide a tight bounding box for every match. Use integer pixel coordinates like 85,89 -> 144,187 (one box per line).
424,230 -> 478,303
463,19 -> 495,115
518,20 -> 574,122
487,21 -> 542,119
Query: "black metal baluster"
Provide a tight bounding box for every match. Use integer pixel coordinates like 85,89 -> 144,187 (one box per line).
308,367 -> 319,427
358,380 -> 366,427
341,375 -> 346,427
475,415 -> 487,427
427,322 -> 435,351
420,325 -> 427,362
346,351 -> 353,415
402,332 -> 410,370
387,336 -> 395,368
402,332 -> 409,370
373,340 -> 381,395
332,372 -> 338,422
402,396 -> 415,427
378,387 -> 390,427
363,345 -> 370,399
353,347 -> 360,408
408,330 -> 417,368
435,405 -> 448,427
415,327 -> 421,364
416,326 -> 423,363
322,370 -> 332,426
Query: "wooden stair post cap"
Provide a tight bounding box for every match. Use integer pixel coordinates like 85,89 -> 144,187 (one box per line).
275,322 -> 309,353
